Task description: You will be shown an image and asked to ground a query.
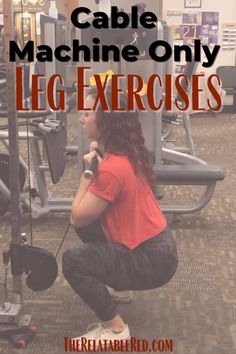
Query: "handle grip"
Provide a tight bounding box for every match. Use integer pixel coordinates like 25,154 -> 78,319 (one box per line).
15,325 -> 36,349
83,155 -> 99,179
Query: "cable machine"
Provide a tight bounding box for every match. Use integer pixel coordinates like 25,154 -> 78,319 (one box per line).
0,1 -> 58,346
0,0 -> 25,326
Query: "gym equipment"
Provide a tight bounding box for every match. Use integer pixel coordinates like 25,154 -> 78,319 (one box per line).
159,22 -> 196,156
0,34 -> 6,102
6,243 -> 58,292
0,324 -> 36,349
48,0 -> 58,19
162,61 -> 199,156
0,1 -> 78,344
216,66 -> 236,113
0,194 -> 8,216
0,96 -> 76,218
95,0 -> 111,14
0,79 -> 6,108
84,155 -> 100,179
0,153 -> 26,216
39,12 -> 78,155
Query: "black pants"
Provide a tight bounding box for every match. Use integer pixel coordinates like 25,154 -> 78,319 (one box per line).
62,221 -> 178,321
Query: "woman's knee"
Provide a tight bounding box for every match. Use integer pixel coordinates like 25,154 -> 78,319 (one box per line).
157,255 -> 178,288
62,245 -> 90,279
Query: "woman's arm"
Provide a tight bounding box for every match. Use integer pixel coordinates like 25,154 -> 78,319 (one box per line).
71,174 -> 93,216
70,150 -> 108,228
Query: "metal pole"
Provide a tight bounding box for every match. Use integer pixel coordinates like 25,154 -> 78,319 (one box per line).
98,0 -> 111,16
3,0 -> 22,303
155,20 -> 164,168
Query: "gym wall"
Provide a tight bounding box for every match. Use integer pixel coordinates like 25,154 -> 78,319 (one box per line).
162,0 -> 236,72
78,0 -> 162,19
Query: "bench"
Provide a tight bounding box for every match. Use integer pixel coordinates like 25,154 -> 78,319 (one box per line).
154,164 -> 225,214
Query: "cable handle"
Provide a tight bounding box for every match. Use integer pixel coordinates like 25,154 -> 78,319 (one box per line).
83,155 -> 99,179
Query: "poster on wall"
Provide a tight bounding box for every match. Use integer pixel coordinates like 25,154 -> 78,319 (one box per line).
165,11 -> 219,47
201,12 -> 219,45
222,23 -> 236,50
165,11 -> 183,25
172,24 -> 202,46
182,12 -> 199,24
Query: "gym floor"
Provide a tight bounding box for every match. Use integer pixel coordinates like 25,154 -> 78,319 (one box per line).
0,112 -> 236,354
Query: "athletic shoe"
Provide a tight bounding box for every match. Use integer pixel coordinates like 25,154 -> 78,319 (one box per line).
71,323 -> 130,351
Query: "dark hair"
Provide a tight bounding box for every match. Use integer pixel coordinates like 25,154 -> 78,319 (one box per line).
87,87 -> 156,191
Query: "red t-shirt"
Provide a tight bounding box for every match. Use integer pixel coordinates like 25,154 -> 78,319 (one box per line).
88,154 -> 167,249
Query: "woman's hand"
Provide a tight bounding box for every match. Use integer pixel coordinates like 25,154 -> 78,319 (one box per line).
83,150 -> 103,170
89,141 -> 99,152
